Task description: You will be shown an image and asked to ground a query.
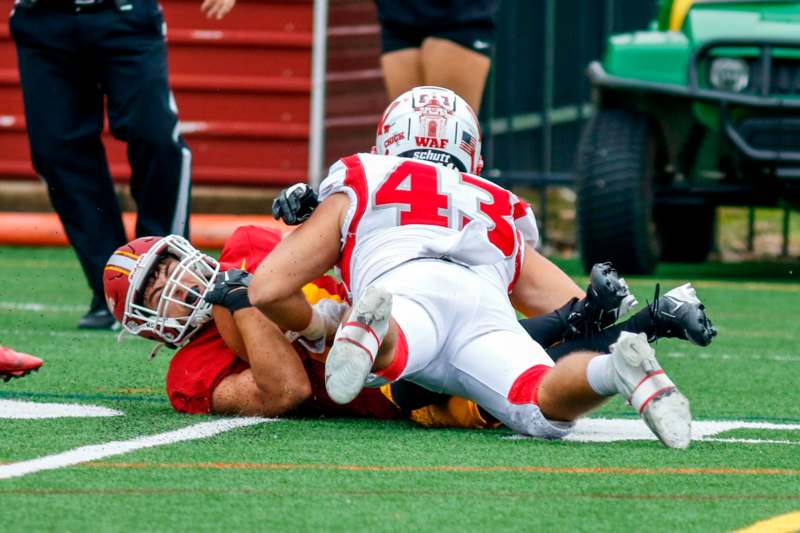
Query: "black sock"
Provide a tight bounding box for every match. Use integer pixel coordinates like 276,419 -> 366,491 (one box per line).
517,298 -> 578,348
546,307 -> 658,362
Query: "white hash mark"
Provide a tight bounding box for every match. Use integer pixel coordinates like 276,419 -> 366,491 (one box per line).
0,418 -> 275,480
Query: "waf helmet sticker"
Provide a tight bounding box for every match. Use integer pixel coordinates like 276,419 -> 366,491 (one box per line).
414,93 -> 452,140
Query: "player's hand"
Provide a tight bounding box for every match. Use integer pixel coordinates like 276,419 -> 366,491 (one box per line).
272,183 -> 319,225
204,269 -> 253,314
201,0 -> 235,20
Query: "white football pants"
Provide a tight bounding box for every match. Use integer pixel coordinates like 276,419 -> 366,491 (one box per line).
365,259 -> 573,439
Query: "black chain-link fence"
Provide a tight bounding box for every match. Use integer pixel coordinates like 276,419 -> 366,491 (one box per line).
483,0 -> 655,185
480,0 -> 655,243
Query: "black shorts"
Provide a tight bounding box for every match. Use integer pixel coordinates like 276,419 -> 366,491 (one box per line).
380,19 -> 495,57
375,0 -> 498,57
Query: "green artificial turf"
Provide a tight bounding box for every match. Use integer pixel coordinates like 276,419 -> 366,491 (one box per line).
1,246 -> 799,532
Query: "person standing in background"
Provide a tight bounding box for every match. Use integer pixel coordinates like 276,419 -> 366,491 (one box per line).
8,0 -> 235,329
374,0 -> 499,112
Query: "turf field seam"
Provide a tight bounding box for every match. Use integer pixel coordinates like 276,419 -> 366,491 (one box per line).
629,280 -> 800,292
76,462 -> 800,476
0,390 -> 168,404
1,487 -> 798,502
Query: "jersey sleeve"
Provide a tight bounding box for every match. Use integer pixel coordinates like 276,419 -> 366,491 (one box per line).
166,323 -> 245,414
511,197 -> 540,249
317,158 -> 349,201
317,154 -> 369,270
218,225 -> 283,273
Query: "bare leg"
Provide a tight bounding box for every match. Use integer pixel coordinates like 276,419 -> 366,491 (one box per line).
536,334 -> 692,449
381,48 -> 424,101
420,37 -> 490,112
373,318 -> 399,371
536,351 -> 607,421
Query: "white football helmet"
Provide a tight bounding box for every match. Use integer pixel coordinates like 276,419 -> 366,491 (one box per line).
375,86 -> 483,174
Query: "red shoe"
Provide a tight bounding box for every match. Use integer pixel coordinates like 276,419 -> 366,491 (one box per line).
0,345 -> 43,382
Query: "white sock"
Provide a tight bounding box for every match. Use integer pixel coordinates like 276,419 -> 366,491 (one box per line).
298,307 -> 325,340
586,354 -> 616,396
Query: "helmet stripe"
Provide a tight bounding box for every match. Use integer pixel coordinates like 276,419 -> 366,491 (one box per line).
104,265 -> 131,276
115,250 -> 140,260
107,252 -> 138,273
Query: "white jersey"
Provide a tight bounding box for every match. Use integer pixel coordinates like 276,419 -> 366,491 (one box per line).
318,153 -> 540,299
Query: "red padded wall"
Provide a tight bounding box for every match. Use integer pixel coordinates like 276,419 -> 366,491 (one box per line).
0,0 -> 383,188
0,0 -> 314,187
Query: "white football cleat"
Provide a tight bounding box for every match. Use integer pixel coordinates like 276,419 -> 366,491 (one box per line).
325,285 -> 393,405
610,332 -> 691,449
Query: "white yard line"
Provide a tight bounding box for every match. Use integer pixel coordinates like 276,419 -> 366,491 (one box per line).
507,418 -> 800,445
0,302 -> 85,313
702,437 -> 800,446
0,400 -> 123,419
0,418 -> 274,480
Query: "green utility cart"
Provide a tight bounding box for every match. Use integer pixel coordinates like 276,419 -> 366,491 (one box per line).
576,0 -> 800,273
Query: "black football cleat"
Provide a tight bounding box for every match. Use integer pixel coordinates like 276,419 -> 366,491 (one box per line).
78,296 -> 118,330
649,283 -> 717,347
561,262 -> 638,339
585,262 -> 639,328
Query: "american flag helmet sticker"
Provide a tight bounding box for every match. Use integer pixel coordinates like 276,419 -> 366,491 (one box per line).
460,131 -> 477,156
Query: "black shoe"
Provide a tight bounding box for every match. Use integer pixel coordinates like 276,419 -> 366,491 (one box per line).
585,262 -> 638,328
649,283 -> 717,347
78,297 -> 117,330
561,262 -> 638,339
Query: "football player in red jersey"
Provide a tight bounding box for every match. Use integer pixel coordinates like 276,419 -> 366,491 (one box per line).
104,225 -> 399,420
0,345 -> 43,382
102,225 -> 534,428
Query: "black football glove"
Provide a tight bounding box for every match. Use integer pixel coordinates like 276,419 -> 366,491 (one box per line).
204,269 -> 253,314
272,183 -> 319,225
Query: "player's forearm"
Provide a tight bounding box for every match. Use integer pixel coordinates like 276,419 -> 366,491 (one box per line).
510,246 -> 584,317
232,308 -> 311,409
250,194 -> 347,328
250,289 -> 314,333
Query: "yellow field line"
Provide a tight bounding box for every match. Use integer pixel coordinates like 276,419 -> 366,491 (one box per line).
80,462 -> 800,476
732,511 -> 800,533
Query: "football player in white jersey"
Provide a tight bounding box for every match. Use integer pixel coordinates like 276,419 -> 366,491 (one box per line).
244,86 -> 694,448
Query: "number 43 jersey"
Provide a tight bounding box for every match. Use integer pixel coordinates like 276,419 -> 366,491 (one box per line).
318,153 -> 540,299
